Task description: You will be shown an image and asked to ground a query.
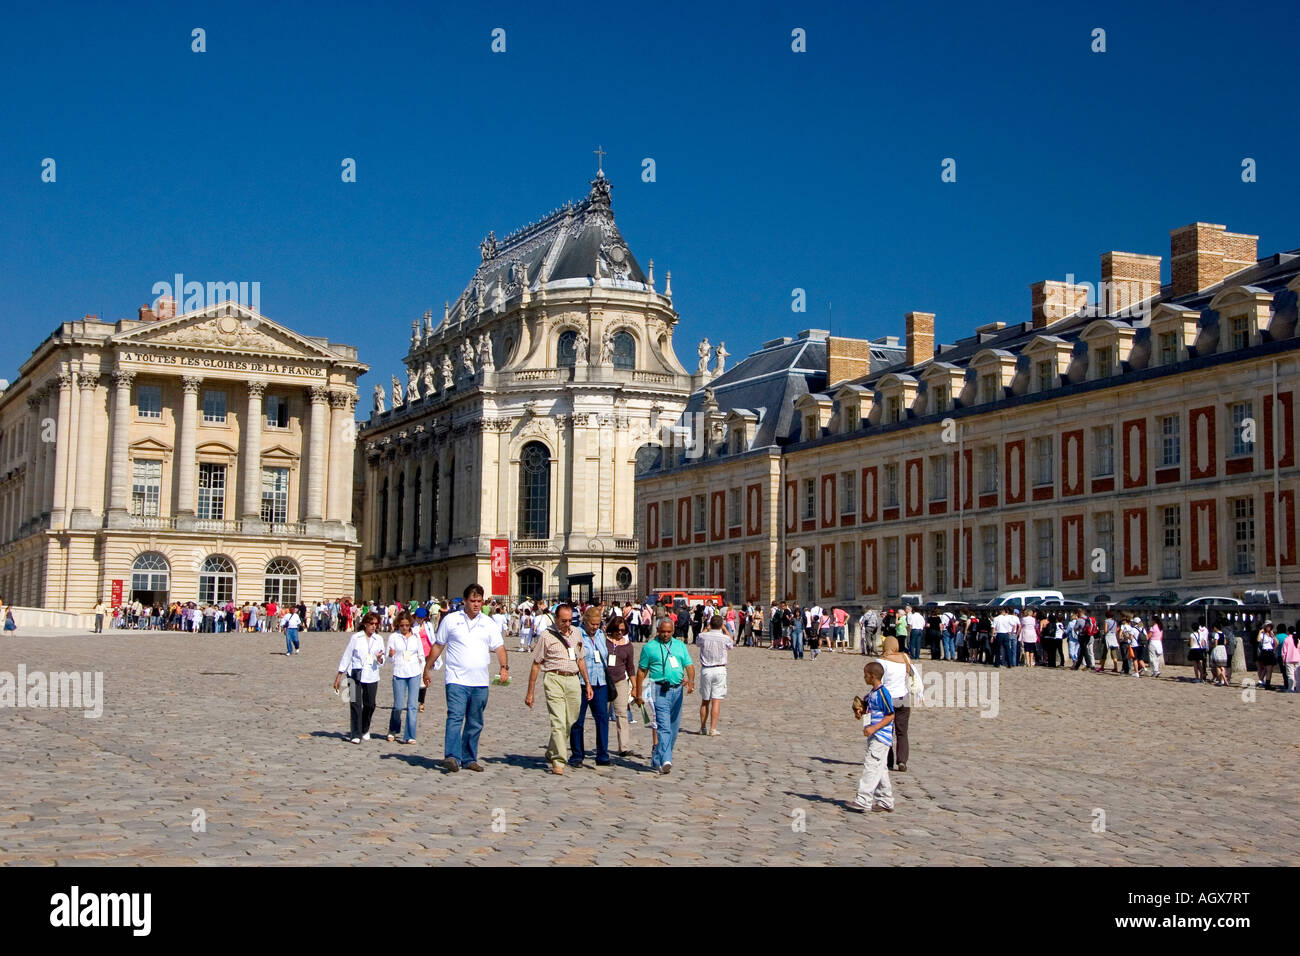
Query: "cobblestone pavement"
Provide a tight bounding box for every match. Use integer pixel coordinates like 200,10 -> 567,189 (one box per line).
1,628 -> 1297,866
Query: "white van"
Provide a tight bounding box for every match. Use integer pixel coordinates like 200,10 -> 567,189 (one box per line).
991,589 -> 1065,608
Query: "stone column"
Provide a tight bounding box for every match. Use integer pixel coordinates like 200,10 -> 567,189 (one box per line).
419,450 -> 434,552
35,388 -> 52,519
305,385 -> 330,532
385,457 -> 400,557
70,369 -> 102,529
242,382 -> 266,531
21,394 -> 41,531
326,390 -> 353,528
49,372 -> 74,529
106,371 -> 136,528
174,375 -> 202,529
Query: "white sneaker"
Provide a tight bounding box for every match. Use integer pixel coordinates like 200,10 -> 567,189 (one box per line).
362,733 -> 371,741
351,737 -> 361,745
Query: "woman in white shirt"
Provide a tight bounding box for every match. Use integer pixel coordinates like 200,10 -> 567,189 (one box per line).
880,637 -> 913,772
519,609 -> 534,652
386,611 -> 426,745
1256,622 -> 1278,689
333,612 -> 386,744
1020,611 -> 1039,667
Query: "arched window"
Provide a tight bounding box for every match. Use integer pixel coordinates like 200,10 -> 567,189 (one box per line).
518,442 -> 550,539
557,330 -> 578,368
613,330 -> 636,370
264,558 -> 299,606
378,477 -> 389,557
429,466 -> 440,549
198,555 -> 236,604
413,468 -> 422,551
395,473 -> 406,554
518,568 -> 543,599
447,456 -> 456,541
131,552 -> 170,600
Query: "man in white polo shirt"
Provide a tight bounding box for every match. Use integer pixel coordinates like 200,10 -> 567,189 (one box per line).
423,583 -> 508,773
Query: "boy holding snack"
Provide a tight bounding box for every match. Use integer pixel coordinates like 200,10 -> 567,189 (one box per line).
847,661 -> 896,813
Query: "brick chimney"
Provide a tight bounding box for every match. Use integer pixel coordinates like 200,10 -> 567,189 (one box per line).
827,336 -> 873,385
138,303 -> 157,322
904,311 -> 934,367
154,295 -> 176,320
1029,280 -> 1089,329
1170,223 -> 1258,298
1100,251 -> 1161,316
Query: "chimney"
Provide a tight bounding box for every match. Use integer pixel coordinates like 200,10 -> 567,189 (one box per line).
155,295 -> 176,320
904,311 -> 934,367
827,336 -> 872,385
1170,223 -> 1257,298
138,303 -> 157,322
1100,251 -> 1162,316
1029,280 -> 1089,329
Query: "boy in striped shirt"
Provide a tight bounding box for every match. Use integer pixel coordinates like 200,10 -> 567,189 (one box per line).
846,661 -> 896,813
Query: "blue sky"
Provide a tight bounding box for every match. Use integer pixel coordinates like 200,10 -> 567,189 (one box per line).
2,0 -> 1295,412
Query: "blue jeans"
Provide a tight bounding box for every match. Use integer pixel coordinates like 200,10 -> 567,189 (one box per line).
651,682 -> 684,769
285,627 -> 299,653
942,634 -> 955,659
909,629 -> 923,659
444,683 -> 489,765
569,680 -> 611,765
791,628 -> 804,659
389,674 -> 420,740
998,635 -> 1019,668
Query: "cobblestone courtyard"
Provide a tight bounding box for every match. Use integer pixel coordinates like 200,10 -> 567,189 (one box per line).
2,629 -> 1297,866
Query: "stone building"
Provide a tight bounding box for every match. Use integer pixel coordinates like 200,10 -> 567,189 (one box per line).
356,171 -> 696,603
638,220 -> 1300,607
0,299 -> 365,611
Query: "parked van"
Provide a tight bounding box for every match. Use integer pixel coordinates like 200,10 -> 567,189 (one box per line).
991,589 -> 1065,608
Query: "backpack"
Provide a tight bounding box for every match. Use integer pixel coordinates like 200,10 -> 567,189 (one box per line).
1084,616 -> 1098,638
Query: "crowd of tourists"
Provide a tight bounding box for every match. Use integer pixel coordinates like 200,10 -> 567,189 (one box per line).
331,586 -> 735,776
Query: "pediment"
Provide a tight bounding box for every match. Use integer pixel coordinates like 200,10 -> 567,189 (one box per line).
129,437 -> 173,458
196,440 -> 239,457
114,302 -> 336,360
261,443 -> 300,463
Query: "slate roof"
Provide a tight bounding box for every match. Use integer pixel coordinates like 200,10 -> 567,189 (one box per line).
437,173 -> 649,329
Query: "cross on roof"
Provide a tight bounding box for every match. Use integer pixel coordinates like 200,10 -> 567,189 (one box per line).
593,145 -> 606,175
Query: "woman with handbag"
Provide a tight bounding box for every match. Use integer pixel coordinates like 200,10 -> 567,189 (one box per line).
880,637 -> 914,772
333,612 -> 385,744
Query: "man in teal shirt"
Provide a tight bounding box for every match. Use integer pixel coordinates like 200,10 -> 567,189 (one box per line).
634,619 -> 695,773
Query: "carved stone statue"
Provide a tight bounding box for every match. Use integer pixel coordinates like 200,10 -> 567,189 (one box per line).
440,354 -> 455,391
697,337 -> 712,375
460,338 -> 476,376
422,361 -> 435,396
373,384 -> 386,414
391,375 -> 404,408
478,333 -> 495,372
479,230 -> 498,262
406,367 -> 420,403
574,330 -> 589,366
715,341 -> 729,374
600,329 -> 615,366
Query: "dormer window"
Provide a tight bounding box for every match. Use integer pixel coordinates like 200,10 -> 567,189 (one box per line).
1036,360 -> 1054,392
1229,316 -> 1249,351
804,414 -> 818,439
886,397 -> 901,423
980,374 -> 998,404
1094,346 -> 1113,379
932,385 -> 949,414
1158,331 -> 1177,366
844,406 -> 859,432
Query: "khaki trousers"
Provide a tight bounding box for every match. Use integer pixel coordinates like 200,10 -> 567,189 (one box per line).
609,678 -> 631,753
543,671 -> 581,765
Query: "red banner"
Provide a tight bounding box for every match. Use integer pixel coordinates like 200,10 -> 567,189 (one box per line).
111,579 -> 123,607
490,539 -> 509,597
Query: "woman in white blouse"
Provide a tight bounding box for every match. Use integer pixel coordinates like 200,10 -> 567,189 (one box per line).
1019,611 -> 1039,667
386,611 -> 426,745
334,612 -> 385,744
